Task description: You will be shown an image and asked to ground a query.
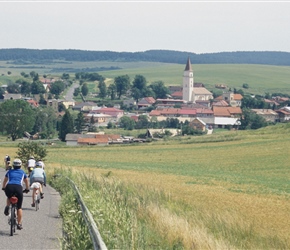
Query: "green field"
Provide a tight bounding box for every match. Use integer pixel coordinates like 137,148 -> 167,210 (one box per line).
1,60 -> 290,96
1,123 -> 289,249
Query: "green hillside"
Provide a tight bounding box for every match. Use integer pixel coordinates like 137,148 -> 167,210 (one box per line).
1,60 -> 290,95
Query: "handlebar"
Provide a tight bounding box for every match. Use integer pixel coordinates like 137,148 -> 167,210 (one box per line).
23,189 -> 30,193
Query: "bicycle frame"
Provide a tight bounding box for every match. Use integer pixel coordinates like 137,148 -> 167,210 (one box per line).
9,196 -> 18,236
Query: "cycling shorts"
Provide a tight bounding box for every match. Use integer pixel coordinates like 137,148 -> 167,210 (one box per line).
30,182 -> 41,189
5,184 -> 23,209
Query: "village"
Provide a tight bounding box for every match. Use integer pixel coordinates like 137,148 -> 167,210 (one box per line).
1,58 -> 290,146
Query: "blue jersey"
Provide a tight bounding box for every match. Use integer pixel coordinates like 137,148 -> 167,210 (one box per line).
5,169 -> 27,185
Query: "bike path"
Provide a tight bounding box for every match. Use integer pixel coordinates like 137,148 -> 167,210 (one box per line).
0,168 -> 62,249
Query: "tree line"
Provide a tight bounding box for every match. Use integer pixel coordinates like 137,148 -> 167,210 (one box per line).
1,49 -> 290,66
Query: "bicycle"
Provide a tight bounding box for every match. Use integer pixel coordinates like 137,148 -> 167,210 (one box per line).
6,189 -> 29,236
8,195 -> 18,236
31,182 -> 43,211
34,187 -> 41,211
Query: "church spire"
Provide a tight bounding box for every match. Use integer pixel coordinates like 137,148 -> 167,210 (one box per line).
184,57 -> 192,71
182,57 -> 194,103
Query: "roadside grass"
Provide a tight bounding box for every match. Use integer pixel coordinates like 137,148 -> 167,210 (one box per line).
39,123 -> 290,249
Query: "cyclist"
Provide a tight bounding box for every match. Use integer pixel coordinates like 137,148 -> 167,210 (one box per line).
27,155 -> 36,176
4,154 -> 10,169
30,161 -> 46,207
5,161 -> 12,171
2,159 -> 29,230
36,158 -> 45,170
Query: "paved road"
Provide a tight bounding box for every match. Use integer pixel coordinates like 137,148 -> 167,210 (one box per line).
64,81 -> 79,101
0,168 -> 62,249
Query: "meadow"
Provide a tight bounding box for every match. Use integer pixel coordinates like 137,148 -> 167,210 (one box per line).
1,60 -> 290,96
1,123 -> 289,249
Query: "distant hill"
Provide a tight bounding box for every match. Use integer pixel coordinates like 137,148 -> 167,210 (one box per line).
1,48 -> 290,66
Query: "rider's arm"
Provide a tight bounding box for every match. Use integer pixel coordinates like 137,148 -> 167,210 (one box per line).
24,177 -> 29,190
43,171 -> 47,185
2,176 -> 8,189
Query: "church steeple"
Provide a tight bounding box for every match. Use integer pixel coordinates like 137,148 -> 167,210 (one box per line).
182,57 -> 194,102
184,57 -> 192,71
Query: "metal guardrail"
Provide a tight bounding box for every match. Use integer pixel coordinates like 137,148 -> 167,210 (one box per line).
57,175 -> 108,250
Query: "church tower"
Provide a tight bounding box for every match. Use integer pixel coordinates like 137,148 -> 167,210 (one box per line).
182,57 -> 194,102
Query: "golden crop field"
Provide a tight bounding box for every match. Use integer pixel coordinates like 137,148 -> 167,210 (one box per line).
2,123 -> 288,248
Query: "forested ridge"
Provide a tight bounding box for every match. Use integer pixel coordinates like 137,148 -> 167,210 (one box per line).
1,48 -> 290,66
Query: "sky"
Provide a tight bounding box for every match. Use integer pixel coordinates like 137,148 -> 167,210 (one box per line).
1,1 -> 290,54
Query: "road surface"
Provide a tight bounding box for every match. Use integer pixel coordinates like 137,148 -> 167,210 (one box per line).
0,168 -> 62,249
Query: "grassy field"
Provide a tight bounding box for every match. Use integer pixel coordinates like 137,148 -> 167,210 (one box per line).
1,123 -> 289,249
1,60 -> 290,96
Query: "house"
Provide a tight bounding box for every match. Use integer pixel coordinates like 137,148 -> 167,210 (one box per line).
212,100 -> 230,107
62,101 -> 75,109
65,133 -> 120,146
4,93 -> 22,100
72,102 -> 98,112
138,97 -> 156,109
223,92 -> 243,107
275,106 -> 290,122
85,113 -> 112,125
77,134 -> 122,146
264,98 -> 280,107
214,92 -> 243,107
90,107 -> 124,119
213,106 -> 242,118
189,118 -> 206,131
251,109 -> 279,122
65,134 -> 82,146
27,99 -> 39,108
78,134 -> 109,146
272,96 -> 289,104
213,117 -> 241,129
150,107 -> 198,118
155,99 -> 185,108
123,98 -> 137,108
171,91 -> 183,100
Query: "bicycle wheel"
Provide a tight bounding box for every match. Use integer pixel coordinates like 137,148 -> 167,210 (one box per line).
35,193 -> 39,211
10,206 -> 16,236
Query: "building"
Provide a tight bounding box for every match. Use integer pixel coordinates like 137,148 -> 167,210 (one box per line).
251,109 -> 279,122
182,57 -> 213,103
137,97 -> 156,109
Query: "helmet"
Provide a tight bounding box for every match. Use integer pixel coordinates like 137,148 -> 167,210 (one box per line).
13,159 -> 22,169
35,162 -> 42,168
29,155 -> 34,159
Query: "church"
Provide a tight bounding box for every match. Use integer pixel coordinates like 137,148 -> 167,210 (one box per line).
182,57 -> 213,103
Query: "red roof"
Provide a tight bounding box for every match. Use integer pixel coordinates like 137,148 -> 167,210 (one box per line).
234,94 -> 243,100
178,109 -> 196,115
171,91 -> 182,97
27,99 -> 39,107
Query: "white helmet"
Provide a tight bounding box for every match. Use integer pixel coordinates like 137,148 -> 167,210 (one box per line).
35,162 -> 43,168
13,159 -> 22,169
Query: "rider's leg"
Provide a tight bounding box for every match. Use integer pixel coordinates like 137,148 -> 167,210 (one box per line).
32,188 -> 36,204
6,197 -> 11,207
17,208 -> 23,225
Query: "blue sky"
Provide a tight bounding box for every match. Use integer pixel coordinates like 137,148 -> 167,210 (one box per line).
1,1 -> 290,54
